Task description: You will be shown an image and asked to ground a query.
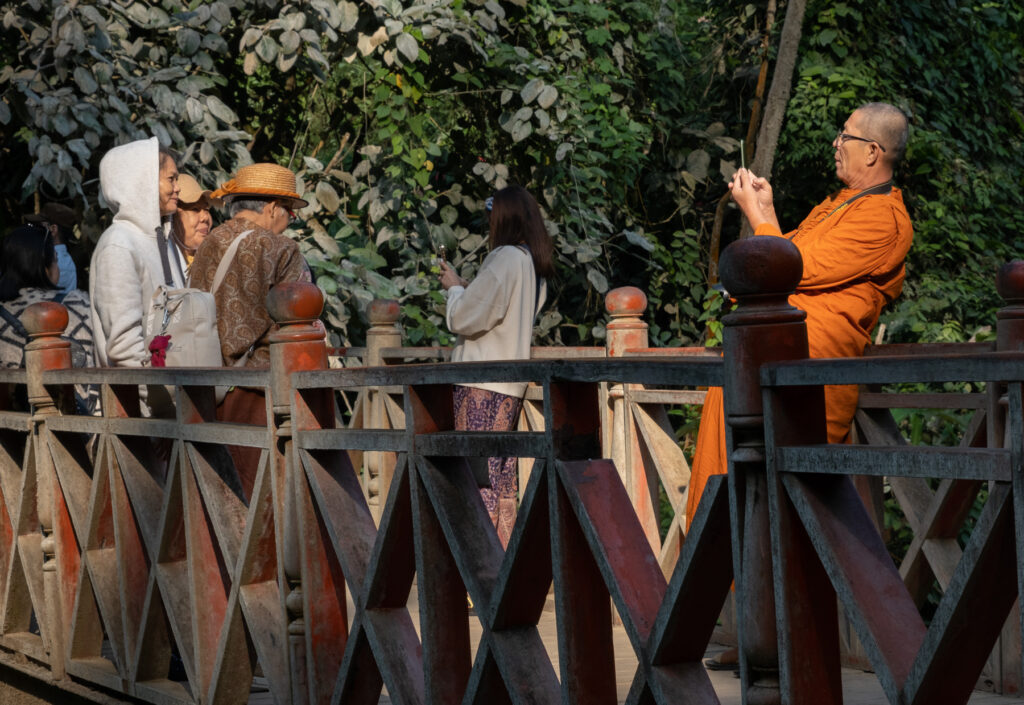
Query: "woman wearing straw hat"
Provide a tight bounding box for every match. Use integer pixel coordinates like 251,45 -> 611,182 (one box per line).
170,174 -> 223,271
190,162 -> 311,500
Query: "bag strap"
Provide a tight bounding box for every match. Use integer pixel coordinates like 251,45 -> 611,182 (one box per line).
0,304 -> 28,339
155,225 -> 175,286
210,230 -> 254,294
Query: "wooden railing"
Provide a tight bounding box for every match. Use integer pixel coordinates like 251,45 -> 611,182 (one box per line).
330,286 -> 716,578
0,243 -> 1019,704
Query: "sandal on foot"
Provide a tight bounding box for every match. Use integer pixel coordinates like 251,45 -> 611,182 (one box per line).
704,656 -> 739,671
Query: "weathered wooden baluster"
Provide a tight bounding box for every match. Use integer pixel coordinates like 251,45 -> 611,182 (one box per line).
22,302 -> 73,679
267,282 -> 340,705
365,298 -> 401,522
604,287 -> 662,555
990,261 -> 1024,450
718,237 -> 827,705
993,260 -> 1024,693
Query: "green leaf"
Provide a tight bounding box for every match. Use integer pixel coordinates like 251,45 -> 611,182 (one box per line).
316,181 -> 341,213
316,275 -> 339,295
339,1 -> 360,32
280,29 -> 301,54
256,35 -> 278,62
521,78 -> 543,104
177,27 -> 201,55
395,32 -> 419,63
73,66 -> 97,94
205,95 -> 237,124
623,229 -> 655,252
587,268 -> 608,293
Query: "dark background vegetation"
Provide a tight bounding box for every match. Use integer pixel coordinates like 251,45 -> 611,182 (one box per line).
2,0 -> 1020,351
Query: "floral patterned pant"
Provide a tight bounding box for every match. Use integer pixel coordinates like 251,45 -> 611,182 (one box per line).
453,385 -> 523,548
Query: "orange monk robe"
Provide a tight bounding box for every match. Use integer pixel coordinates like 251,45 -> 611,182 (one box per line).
685,187 -> 914,530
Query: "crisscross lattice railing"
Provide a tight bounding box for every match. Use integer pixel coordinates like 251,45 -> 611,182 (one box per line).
0,246 -> 1021,704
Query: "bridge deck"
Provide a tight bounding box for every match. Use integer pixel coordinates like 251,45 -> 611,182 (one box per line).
241,584 -> 1020,705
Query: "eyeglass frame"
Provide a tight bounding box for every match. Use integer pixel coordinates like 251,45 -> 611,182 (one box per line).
835,130 -> 886,152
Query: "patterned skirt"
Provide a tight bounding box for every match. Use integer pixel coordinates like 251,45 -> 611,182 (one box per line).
453,385 -> 523,548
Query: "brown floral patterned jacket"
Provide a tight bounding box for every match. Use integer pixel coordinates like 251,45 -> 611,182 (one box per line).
190,216 -> 310,367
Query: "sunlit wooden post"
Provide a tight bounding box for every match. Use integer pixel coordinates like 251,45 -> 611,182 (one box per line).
604,286 -> 660,553
364,298 -> 401,522
718,237 -> 826,704
23,302 -> 72,679
267,282 -> 343,705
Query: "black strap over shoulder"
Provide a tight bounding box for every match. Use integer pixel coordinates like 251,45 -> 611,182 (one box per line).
0,304 -> 28,339
155,224 -> 186,286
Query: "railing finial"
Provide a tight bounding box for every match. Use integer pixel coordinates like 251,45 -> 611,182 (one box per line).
368,298 -> 400,327
604,286 -> 647,318
267,281 -> 325,326
21,301 -> 70,341
718,234 -> 802,299
996,260 -> 1024,353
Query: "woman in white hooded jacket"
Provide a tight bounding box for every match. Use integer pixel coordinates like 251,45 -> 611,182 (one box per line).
90,137 -> 186,367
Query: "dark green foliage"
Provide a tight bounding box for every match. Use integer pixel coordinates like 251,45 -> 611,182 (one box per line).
0,0 -> 1021,351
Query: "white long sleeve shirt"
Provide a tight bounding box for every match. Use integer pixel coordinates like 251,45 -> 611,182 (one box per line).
446,245 -> 546,397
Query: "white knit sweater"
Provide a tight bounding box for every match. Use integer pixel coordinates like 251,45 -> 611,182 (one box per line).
446,245 -> 546,397
90,137 -> 187,367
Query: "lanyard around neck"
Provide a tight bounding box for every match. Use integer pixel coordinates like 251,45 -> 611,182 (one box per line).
820,180 -> 893,223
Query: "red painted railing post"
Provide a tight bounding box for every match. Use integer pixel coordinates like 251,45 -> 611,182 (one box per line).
22,302 -> 72,679
266,282 -> 339,705
365,298 -> 401,521
604,286 -> 661,554
718,237 -> 825,704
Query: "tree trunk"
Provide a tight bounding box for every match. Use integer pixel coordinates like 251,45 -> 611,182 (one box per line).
749,0 -> 808,186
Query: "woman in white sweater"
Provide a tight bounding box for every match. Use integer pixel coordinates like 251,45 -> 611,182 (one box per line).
438,185 -> 554,547
90,137 -> 185,368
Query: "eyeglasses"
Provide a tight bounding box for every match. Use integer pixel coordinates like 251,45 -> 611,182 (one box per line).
276,202 -> 296,221
836,130 -> 886,152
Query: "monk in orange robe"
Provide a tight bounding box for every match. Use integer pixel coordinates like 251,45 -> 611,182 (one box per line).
693,102 -> 913,670
687,101 -> 913,535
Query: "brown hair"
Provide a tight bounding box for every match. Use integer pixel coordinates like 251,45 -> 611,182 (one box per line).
487,185 -> 554,278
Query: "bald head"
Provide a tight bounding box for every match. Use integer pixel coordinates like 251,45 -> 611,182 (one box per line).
855,102 -> 909,166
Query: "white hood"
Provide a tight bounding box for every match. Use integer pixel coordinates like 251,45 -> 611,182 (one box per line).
91,136 -> 186,368
99,136 -> 162,236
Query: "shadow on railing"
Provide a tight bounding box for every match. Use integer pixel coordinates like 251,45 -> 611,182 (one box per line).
0,245 -> 1019,704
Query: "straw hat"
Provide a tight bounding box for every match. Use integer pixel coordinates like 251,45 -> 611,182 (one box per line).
211,163 -> 308,210
177,174 -> 223,209
25,202 -> 76,228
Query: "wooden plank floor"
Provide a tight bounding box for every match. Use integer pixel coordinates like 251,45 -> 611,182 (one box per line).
248,584 -> 1021,704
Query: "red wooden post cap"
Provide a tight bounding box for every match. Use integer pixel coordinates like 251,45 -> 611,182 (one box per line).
605,286 -> 647,317
718,236 -> 802,297
369,299 -> 400,326
266,282 -> 325,324
20,302 -> 69,338
996,261 -> 1024,304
